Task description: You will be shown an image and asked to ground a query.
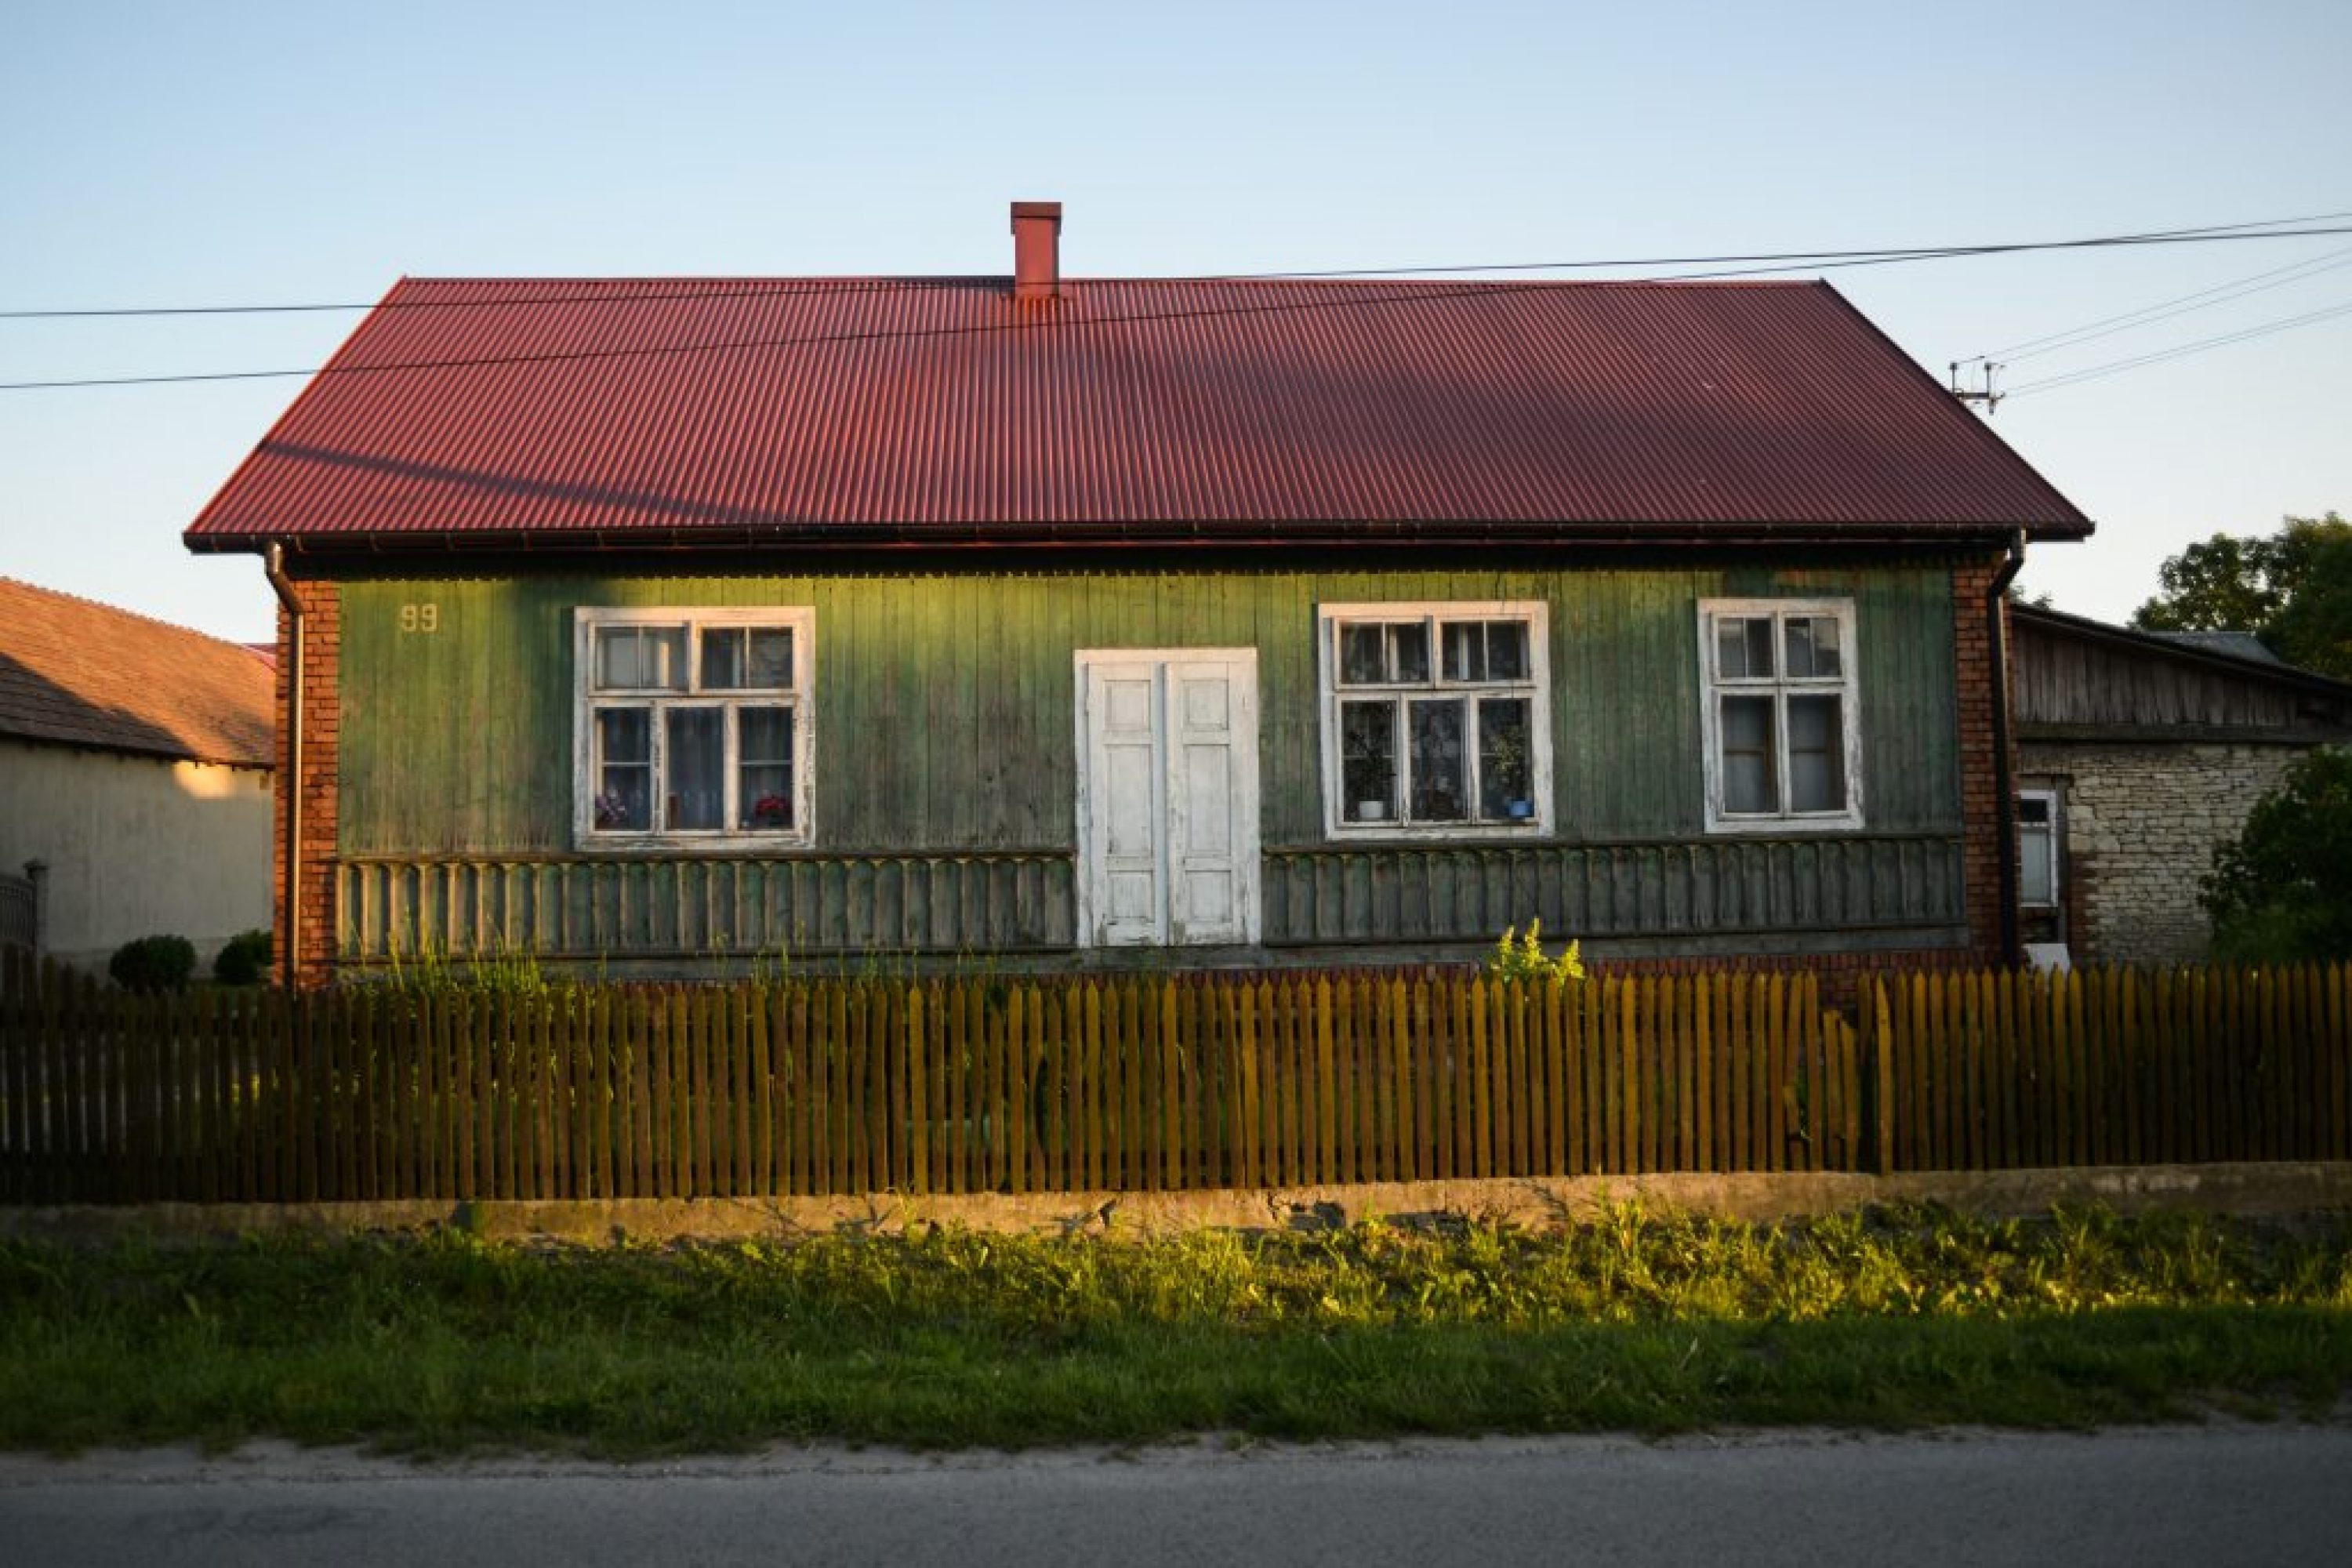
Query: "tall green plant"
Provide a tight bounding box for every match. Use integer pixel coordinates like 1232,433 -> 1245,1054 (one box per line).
2202,747 -> 2352,961
1485,920 -> 1587,985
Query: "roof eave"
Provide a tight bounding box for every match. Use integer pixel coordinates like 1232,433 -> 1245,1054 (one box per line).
184,516 -> 2085,558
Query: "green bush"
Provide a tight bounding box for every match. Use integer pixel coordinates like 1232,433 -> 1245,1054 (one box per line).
2203,748 -> 2352,962
108,933 -> 197,992
212,928 -> 272,985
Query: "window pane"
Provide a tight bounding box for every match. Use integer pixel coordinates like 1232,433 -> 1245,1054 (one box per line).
740,706 -> 792,762
1787,694 -> 1846,812
593,628 -> 635,689
1442,622 -> 1486,683
1389,623 -> 1429,684
1486,621 -> 1529,681
1477,698 -> 1534,820
595,768 -> 650,831
1720,695 -> 1776,814
1408,699 -> 1468,822
748,629 -> 793,688
1715,616 -> 1775,680
1340,701 -> 1396,822
1785,615 -> 1842,680
596,706 -> 650,763
593,710 -> 651,830
2019,823 -> 2055,906
1338,625 -> 1387,686
596,626 -> 686,691
739,706 -> 794,827
665,709 -> 724,831
741,766 -> 793,829
701,628 -> 747,689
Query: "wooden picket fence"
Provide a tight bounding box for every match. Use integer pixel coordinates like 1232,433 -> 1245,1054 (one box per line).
1869,964 -> 2351,1171
1,947 -> 2345,1204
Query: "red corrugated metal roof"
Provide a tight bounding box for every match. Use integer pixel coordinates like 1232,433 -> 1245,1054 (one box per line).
184,275 -> 2090,550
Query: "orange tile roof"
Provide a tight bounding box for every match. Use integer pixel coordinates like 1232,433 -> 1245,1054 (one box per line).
0,579 -> 274,768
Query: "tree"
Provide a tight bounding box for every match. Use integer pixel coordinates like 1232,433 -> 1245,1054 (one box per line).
2201,748 -> 2352,962
2131,513 -> 2352,680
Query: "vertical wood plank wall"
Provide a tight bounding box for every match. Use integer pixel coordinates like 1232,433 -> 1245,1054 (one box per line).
330,564 -> 1968,960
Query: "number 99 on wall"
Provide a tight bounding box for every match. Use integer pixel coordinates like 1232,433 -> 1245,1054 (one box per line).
399,603 -> 440,633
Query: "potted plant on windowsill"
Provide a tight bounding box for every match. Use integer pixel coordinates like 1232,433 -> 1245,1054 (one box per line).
1486,727 -> 1534,822
1341,722 -> 1395,824
750,793 -> 793,829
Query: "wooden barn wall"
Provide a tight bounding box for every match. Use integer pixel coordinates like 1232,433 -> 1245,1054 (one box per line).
2011,622 -> 2338,734
332,565 -> 1962,957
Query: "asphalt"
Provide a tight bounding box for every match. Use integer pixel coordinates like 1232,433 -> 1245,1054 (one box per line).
3,1425 -> 2349,1566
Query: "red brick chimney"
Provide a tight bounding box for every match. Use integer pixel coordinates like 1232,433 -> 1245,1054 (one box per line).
1011,201 -> 1062,303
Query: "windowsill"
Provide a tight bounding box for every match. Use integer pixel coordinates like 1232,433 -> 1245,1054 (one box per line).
1326,821 -> 1552,844
1700,813 -> 1866,836
577,830 -> 813,853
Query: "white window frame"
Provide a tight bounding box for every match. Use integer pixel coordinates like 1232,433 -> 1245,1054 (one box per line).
572,606 -> 815,850
1697,597 -> 1864,833
2016,786 -> 2061,909
1316,601 -> 1552,840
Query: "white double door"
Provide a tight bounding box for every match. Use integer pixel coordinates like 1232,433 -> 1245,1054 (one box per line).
1076,651 -> 1260,947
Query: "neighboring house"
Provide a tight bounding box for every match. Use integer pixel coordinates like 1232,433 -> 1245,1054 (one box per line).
2009,604 -> 2352,965
0,578 -> 275,970
183,202 -> 2090,985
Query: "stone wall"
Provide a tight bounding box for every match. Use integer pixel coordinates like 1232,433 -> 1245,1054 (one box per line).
2018,740 -> 2310,965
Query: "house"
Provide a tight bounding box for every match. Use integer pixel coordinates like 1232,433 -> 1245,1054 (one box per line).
2009,603 -> 2352,964
0,578 -> 275,970
182,202 -> 2090,985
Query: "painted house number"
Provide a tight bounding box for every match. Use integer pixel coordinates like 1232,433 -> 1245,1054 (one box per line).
399,603 -> 441,633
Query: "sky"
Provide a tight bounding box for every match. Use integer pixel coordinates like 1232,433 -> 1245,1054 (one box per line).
3,0 -> 2347,645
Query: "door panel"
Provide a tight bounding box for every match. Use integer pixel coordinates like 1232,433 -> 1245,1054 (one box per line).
1084,662 -> 1167,946
1078,652 -> 1258,948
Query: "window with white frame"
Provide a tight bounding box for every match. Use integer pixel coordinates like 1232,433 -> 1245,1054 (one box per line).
2016,788 -> 2060,908
1697,598 -> 1862,831
1318,602 -> 1549,834
574,608 -> 813,847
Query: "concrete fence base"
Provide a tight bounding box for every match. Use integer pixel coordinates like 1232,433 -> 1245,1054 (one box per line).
3,1162 -> 2348,1247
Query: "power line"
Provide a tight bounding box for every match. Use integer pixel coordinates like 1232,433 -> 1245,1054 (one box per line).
5,209 -> 2348,321
1958,241 -> 2352,367
2005,299 -> 2352,397
6,221 -> 2352,393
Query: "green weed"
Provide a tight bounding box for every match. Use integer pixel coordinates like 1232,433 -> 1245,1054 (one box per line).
2,1206 -> 2347,1457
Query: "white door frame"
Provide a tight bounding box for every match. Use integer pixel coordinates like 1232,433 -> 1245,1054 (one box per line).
1073,648 -> 1261,948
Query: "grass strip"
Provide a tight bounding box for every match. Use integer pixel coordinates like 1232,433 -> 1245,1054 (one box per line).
2,1203 -> 2347,1457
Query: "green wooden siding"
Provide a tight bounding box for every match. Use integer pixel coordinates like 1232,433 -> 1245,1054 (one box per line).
332,564 -> 1965,957
334,836 -> 1962,962
339,854 -> 1073,960
1261,836 -> 1962,946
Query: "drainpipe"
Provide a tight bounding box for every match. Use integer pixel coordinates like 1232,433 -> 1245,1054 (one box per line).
263,543 -> 305,989
1986,531 -> 2027,968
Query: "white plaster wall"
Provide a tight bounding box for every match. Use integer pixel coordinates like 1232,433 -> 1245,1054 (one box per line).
0,739 -> 272,970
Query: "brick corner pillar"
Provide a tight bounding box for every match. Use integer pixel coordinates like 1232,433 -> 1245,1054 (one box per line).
273,579 -> 342,989
1949,556 -> 2011,966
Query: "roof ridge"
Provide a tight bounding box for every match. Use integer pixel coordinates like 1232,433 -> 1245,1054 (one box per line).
385,274 -> 1823,290
0,575 -> 265,655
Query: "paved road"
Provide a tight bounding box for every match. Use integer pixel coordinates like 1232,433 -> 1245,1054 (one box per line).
3,1425 -> 2347,1566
